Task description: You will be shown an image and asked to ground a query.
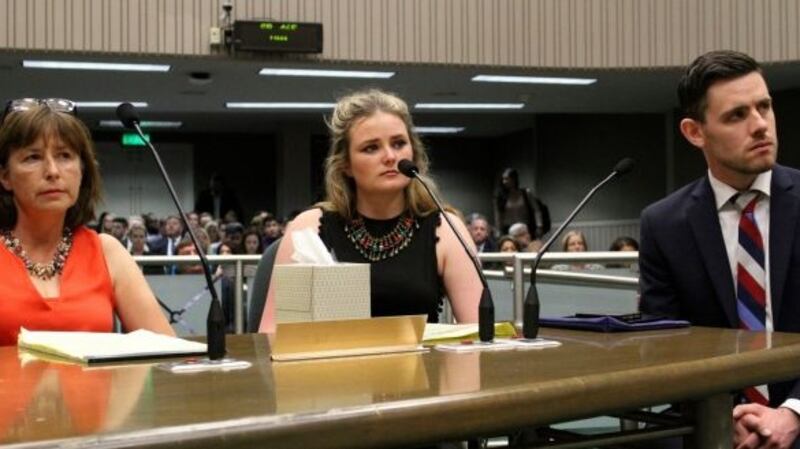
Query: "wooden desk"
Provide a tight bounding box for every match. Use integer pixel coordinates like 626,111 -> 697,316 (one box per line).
2,327 -> 800,448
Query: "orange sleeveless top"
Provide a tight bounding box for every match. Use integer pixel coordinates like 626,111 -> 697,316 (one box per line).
0,227 -> 115,346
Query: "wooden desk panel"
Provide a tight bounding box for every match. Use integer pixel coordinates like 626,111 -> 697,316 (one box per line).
2,327 -> 800,448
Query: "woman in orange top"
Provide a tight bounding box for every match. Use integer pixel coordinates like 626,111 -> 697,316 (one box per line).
0,99 -> 173,346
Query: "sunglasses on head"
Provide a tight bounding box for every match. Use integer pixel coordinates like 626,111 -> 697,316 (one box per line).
1,98 -> 77,125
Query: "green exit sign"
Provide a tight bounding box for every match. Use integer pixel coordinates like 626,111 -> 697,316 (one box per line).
122,133 -> 150,147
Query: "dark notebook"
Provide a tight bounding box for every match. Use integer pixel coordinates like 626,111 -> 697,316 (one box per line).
540,313 -> 690,333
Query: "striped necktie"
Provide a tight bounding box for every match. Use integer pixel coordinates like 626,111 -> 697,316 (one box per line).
733,191 -> 770,405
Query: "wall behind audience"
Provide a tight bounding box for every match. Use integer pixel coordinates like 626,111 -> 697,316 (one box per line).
94,140 -> 195,218
536,113 -> 666,222
94,133 -> 277,222
193,133 -> 278,223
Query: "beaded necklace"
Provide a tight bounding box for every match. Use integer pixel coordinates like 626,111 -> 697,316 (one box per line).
345,212 -> 419,262
1,228 -> 73,280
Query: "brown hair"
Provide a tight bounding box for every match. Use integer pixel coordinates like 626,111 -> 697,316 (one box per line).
0,105 -> 102,229
318,89 -> 440,220
678,50 -> 761,122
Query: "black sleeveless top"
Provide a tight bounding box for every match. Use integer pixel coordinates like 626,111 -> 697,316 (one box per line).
318,210 -> 444,322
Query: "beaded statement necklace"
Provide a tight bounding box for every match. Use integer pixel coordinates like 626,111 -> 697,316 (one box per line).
345,213 -> 419,262
1,228 -> 73,280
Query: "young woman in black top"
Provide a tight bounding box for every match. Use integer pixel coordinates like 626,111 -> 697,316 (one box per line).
259,89 -> 481,332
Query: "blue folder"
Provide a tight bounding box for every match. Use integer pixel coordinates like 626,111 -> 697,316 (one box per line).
540,313 -> 690,333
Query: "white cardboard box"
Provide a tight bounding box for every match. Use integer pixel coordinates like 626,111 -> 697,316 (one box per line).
273,263 -> 371,323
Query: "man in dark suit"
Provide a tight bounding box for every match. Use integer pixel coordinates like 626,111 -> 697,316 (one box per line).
639,50 -> 800,449
467,213 -> 497,253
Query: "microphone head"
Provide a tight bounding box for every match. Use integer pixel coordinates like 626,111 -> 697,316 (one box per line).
613,157 -> 636,176
398,159 -> 419,178
116,103 -> 140,129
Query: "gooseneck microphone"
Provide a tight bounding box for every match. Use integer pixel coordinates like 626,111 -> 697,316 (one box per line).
522,157 -> 635,339
398,159 -> 495,342
116,103 -> 226,360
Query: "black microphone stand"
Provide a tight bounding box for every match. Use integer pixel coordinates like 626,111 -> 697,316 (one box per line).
126,120 -> 227,360
402,164 -> 495,342
522,166 -> 630,339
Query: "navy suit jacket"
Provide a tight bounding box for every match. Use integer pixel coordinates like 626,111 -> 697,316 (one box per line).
639,164 -> 800,406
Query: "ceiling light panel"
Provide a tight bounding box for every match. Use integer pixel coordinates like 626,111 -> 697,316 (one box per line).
472,75 -> 596,85
259,68 -> 395,78
414,127 -> 465,134
414,103 -> 524,110
75,102 -> 148,108
225,102 -> 336,109
99,120 -> 182,128
23,60 -> 170,72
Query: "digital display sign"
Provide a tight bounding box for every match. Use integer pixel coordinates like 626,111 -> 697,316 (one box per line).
232,21 -> 323,53
121,133 -> 150,147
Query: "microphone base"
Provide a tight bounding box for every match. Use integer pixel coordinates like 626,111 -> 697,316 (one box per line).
158,357 -> 252,374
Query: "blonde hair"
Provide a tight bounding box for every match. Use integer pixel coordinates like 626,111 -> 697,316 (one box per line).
318,89 -> 440,220
561,230 -> 589,251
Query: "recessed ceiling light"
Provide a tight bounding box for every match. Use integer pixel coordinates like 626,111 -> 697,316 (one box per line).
99,120 -> 182,129
259,68 -> 395,79
75,102 -> 148,108
23,60 -> 171,72
415,103 -> 524,110
472,75 -> 596,85
225,102 -> 336,109
414,127 -> 465,134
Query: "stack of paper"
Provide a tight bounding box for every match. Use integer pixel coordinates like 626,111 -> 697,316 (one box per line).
422,322 -> 517,343
18,328 -> 207,364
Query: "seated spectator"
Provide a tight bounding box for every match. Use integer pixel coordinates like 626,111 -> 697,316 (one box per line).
467,213 -> 496,253
186,211 -> 200,231
128,222 -> 163,275
261,215 -> 282,248
199,212 -> 213,228
175,237 -> 203,275
609,236 -> 639,252
508,222 -> 532,250
110,216 -> 129,247
223,222 -> 245,254
551,230 -> 603,271
128,222 -> 151,256
96,211 -> 115,234
243,230 -> 263,255
497,235 -> 522,268
608,236 -> 639,270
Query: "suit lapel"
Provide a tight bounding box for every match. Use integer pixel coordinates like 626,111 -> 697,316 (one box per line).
769,166 -> 799,322
687,177 -> 738,327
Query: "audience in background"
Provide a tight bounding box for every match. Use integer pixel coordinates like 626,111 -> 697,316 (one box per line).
243,230 -> 263,255
186,211 -> 200,231
223,222 -> 245,254
110,216 -> 129,246
175,237 -> 203,275
205,220 -> 221,247
508,222 -> 532,250
609,236 -> 639,252
552,230 -> 603,271
199,212 -> 213,228
96,211 -> 115,234
608,236 -> 640,271
261,215 -> 281,248
497,235 -> 521,268
467,213 -> 496,253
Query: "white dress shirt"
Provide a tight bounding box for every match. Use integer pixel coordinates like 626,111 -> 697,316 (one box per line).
708,169 -> 800,413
